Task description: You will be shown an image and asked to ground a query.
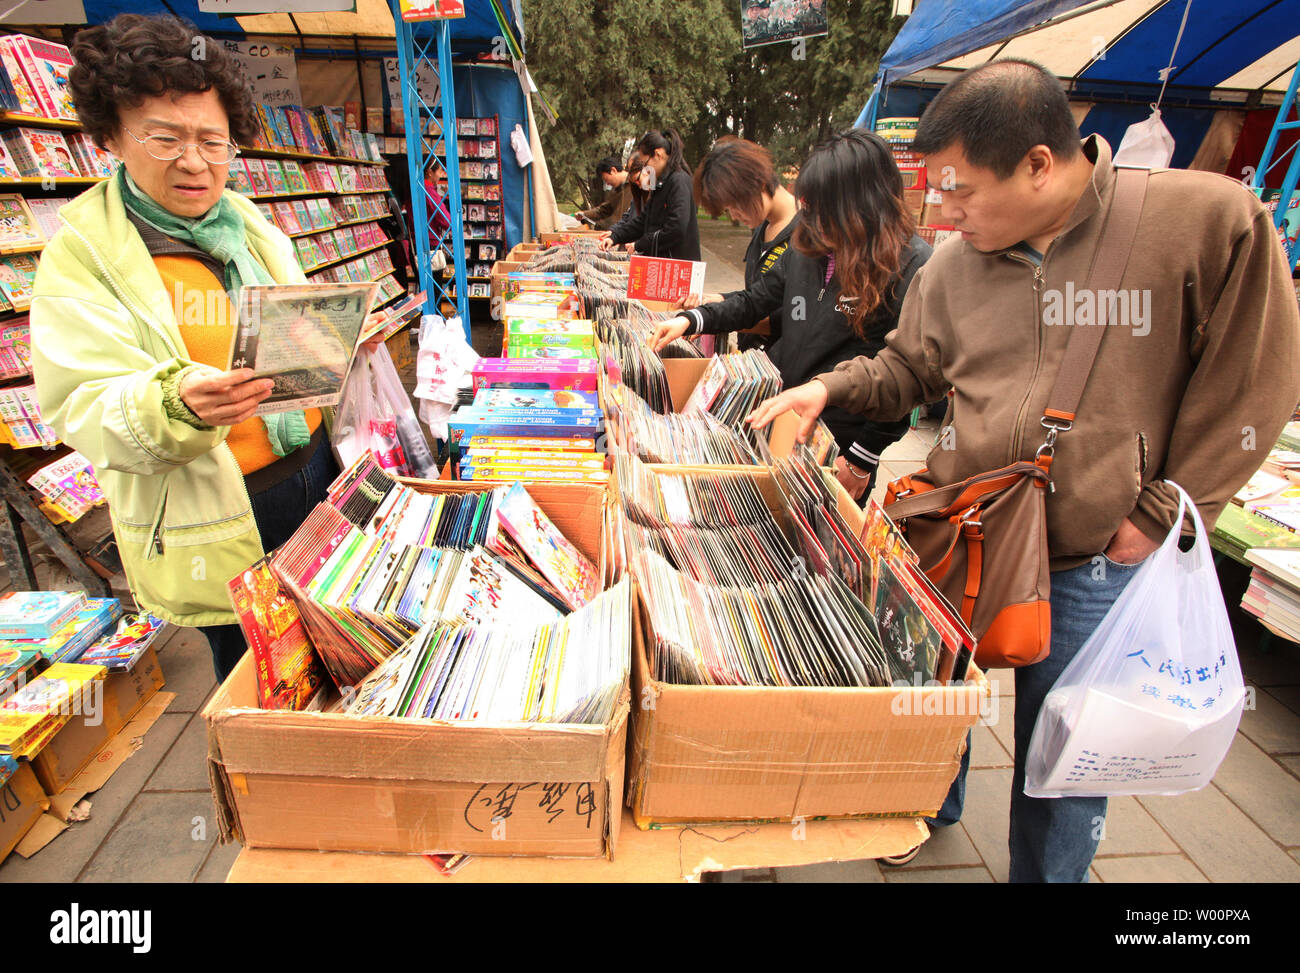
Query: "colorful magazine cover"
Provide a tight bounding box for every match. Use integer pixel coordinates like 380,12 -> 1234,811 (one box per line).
228,557 -> 328,711
493,483 -> 600,611
78,613 -> 167,672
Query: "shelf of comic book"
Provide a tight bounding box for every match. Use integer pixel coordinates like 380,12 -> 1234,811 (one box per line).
430,115 -> 504,287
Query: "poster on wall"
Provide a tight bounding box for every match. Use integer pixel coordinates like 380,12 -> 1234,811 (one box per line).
222,40 -> 303,107
399,0 -> 466,21
739,0 -> 828,49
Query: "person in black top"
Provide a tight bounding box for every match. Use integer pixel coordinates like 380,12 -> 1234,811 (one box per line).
600,129 -> 701,260
688,136 -> 799,351
651,129 -> 930,501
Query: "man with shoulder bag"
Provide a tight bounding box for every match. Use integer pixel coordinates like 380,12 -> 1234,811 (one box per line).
749,60 -> 1300,882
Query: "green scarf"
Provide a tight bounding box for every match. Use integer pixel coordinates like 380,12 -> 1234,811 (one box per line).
119,168 -> 310,457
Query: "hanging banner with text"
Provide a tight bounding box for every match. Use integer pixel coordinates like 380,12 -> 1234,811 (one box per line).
198,0 -> 355,12
222,40 -> 303,107
398,0 -> 465,21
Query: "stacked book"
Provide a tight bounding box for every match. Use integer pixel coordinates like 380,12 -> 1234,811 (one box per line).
1243,549 -> 1300,642
0,379 -> 56,448
0,661 -> 106,759
0,591 -> 119,664
25,449 -> 105,524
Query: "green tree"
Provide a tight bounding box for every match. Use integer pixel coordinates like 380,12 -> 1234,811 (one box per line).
523,0 -> 736,207
524,0 -> 904,207
707,0 -> 902,172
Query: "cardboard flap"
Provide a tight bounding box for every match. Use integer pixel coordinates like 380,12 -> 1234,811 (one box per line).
224,808 -> 927,883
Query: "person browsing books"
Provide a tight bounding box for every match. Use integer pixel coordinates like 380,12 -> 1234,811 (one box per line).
30,14 -> 347,681
651,130 -> 930,500
599,129 -> 701,260
746,60 -> 1300,881
684,136 -> 800,351
573,156 -> 633,230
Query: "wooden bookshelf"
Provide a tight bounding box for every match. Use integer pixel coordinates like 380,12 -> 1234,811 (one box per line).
302,238 -> 393,275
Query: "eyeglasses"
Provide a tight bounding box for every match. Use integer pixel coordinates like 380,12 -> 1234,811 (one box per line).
125,129 -> 239,165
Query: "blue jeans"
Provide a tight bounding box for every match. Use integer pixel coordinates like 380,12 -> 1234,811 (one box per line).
200,438 -> 339,681
929,556 -> 1142,882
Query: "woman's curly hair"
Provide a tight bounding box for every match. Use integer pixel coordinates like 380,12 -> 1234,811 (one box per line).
69,14 -> 258,150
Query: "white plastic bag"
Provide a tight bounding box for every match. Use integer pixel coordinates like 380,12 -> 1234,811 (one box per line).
413,314 -> 478,442
1112,106 -> 1175,168
510,123 -> 533,167
1025,481 -> 1245,798
333,342 -> 438,478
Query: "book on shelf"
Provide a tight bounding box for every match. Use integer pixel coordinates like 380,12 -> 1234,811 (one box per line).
263,158 -> 288,196
243,157 -> 271,196
67,132 -> 113,178
1,127 -> 77,179
0,37 -> 41,117
0,252 -> 37,309
0,193 -> 43,249
4,35 -> 76,121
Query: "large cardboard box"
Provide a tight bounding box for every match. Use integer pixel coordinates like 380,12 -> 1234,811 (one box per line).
0,763 -> 48,865
31,646 -> 165,795
624,465 -> 988,827
205,481 -> 632,859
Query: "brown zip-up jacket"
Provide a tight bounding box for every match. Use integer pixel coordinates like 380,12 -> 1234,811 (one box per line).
817,136 -> 1300,570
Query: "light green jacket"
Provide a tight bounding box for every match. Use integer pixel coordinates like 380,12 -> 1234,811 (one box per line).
30,178 -> 307,627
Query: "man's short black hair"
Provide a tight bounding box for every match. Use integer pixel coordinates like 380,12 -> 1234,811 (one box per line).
595,156 -> 622,175
912,59 -> 1081,179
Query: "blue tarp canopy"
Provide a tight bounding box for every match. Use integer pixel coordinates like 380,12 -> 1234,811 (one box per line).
858,0 -> 1300,163
47,0 -> 524,56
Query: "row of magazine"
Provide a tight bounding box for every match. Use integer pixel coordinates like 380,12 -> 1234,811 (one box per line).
230,454 -> 608,711
228,157 -> 387,199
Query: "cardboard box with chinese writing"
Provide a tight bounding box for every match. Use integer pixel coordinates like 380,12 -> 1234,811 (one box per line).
204,480 -> 631,859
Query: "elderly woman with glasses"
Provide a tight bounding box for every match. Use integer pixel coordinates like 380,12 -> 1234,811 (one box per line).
31,14 -> 341,681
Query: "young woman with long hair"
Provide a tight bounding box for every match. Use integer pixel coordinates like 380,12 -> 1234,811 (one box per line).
600,128 -> 700,260
651,129 -> 930,499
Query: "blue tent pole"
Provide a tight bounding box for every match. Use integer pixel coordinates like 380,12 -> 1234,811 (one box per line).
438,23 -> 471,332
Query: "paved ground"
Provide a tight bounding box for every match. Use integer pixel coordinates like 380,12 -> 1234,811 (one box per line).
2,220 -> 1296,883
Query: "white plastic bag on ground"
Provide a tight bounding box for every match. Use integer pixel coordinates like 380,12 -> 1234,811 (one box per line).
413,314 -> 478,442
1112,106 -> 1175,168
1025,480 -> 1245,798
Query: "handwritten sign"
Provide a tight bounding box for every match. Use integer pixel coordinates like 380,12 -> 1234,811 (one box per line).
199,0 -> 356,12
383,57 -> 440,116
462,781 -> 597,833
222,40 -> 303,108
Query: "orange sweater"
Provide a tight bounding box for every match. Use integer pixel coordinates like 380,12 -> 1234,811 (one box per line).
154,254 -> 322,475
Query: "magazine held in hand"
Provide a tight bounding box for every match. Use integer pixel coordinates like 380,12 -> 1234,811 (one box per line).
228,282 -> 379,416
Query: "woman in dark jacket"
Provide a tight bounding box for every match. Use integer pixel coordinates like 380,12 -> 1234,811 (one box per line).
689,136 -> 799,351
651,129 -> 930,500
601,129 -> 700,260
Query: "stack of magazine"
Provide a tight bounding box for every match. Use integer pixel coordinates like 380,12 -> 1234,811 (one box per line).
613,454 -> 974,688
345,578 -> 630,725
604,381 -> 759,466
261,454 -> 603,691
